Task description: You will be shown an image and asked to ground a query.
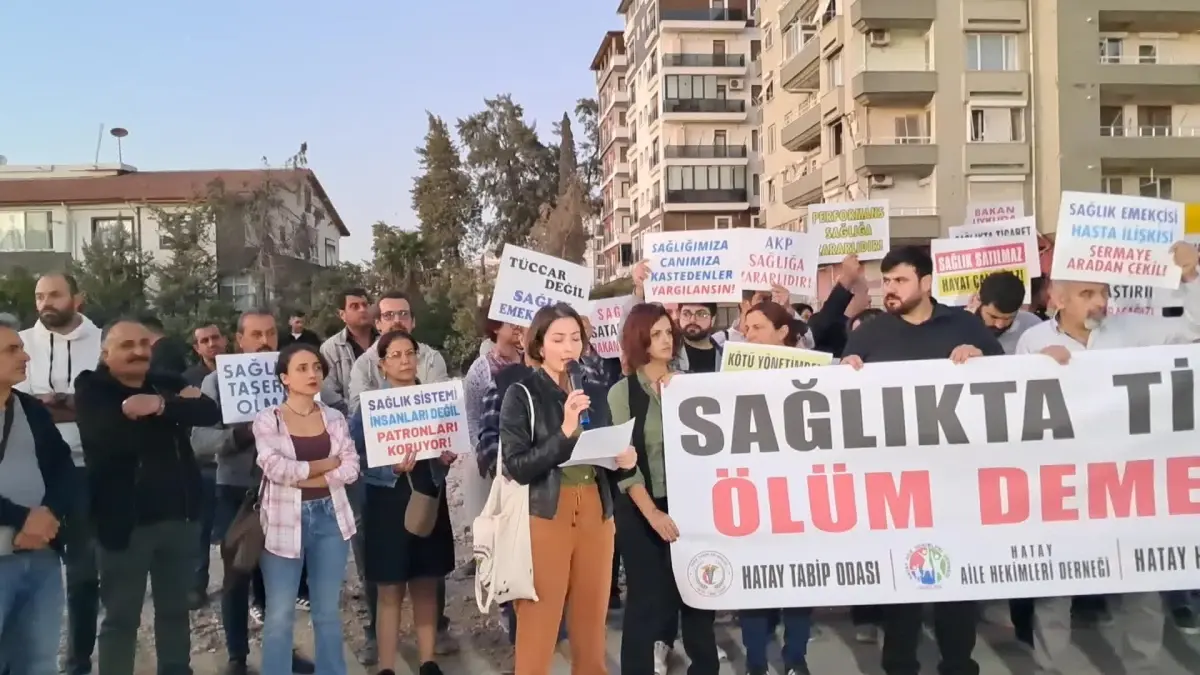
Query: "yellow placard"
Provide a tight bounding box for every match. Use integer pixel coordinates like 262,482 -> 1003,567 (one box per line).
1185,203 -> 1200,235
936,266 -> 1028,298
720,342 -> 833,372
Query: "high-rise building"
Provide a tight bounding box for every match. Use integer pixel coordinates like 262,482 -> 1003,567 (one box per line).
757,0 -> 1200,248
615,0 -> 764,266
591,30 -> 634,285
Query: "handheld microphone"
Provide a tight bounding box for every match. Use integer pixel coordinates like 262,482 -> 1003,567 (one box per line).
565,359 -> 591,427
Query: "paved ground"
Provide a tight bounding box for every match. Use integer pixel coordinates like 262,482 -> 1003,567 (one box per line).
172,604 -> 1200,674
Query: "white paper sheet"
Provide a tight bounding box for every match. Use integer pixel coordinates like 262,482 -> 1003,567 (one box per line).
559,419 -> 635,471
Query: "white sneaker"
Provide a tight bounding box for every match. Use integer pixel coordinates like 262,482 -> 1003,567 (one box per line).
653,640 -> 671,675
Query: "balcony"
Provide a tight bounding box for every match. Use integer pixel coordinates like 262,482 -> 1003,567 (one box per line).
781,97 -> 821,151
964,143 -> 1031,176
662,53 -> 747,72
782,160 -> 823,208
662,98 -> 748,122
780,0 -> 819,28
616,196 -> 631,212
1097,125 -> 1200,173
601,90 -> 630,116
663,144 -> 748,161
849,0 -> 936,31
781,35 -> 820,91
852,137 -> 938,176
664,189 -> 749,211
1098,55 -> 1200,105
851,70 -> 936,106
890,207 -> 941,241
661,8 -> 748,32
964,71 -> 1029,99
1098,5 -> 1200,33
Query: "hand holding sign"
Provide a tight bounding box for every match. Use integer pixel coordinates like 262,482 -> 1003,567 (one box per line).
1172,240 -> 1199,280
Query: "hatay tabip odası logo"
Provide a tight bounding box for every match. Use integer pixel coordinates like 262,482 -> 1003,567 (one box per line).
686,550 -> 734,598
905,543 -> 951,589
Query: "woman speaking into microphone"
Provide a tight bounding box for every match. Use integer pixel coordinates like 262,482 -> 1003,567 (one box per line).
497,302 -> 636,675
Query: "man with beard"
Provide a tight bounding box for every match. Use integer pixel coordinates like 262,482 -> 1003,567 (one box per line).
192,310 -> 317,675
677,303 -> 722,373
1015,241 -> 1200,675
842,246 -> 1002,675
16,273 -> 103,675
971,272 -> 1043,354
74,319 -> 222,675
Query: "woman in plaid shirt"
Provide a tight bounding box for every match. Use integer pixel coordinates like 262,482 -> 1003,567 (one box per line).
254,344 -> 360,675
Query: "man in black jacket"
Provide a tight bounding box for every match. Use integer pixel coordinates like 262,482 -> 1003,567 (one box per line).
75,318 -> 222,675
279,310 -> 322,348
0,320 -> 77,675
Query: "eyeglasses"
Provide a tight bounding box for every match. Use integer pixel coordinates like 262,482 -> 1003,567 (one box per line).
380,310 -> 412,321
679,310 -> 711,321
384,350 -> 416,361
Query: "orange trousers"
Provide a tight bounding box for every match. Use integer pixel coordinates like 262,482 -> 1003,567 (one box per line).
514,484 -> 615,675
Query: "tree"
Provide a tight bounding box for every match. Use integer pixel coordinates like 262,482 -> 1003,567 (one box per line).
457,95 -> 558,253
0,268 -> 38,326
151,199 -> 236,339
308,261 -> 374,337
572,97 -> 603,213
528,115 -> 589,264
412,113 -> 480,265
370,222 -> 429,295
69,226 -> 153,325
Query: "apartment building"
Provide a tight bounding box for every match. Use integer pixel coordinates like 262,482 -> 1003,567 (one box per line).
759,0 -> 1200,248
616,0 -> 763,264
592,30 -> 635,285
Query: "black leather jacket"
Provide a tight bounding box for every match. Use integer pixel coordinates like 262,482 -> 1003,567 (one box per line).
498,369 -> 615,520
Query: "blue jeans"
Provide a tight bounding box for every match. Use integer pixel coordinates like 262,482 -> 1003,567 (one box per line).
739,607 -> 812,671
260,498 -> 350,675
0,550 -> 65,675
194,467 -> 217,594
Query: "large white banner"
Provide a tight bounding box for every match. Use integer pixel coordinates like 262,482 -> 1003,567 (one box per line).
661,347 -> 1200,610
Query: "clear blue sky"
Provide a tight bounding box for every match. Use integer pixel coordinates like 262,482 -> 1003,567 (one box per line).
2,1 -> 620,261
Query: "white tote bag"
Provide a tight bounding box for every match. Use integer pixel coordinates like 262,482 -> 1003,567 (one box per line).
473,384 -> 538,612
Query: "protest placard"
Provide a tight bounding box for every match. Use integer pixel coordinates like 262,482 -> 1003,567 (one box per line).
965,201 -> 1023,225
1052,191 -> 1184,290
589,295 -> 635,359
661,346 -> 1200,610
947,216 -> 1040,278
738,229 -> 818,295
721,342 -> 833,371
643,230 -> 740,304
360,381 -> 471,468
488,244 -> 594,327
931,236 -> 1030,305
215,352 -> 284,424
807,200 -> 890,264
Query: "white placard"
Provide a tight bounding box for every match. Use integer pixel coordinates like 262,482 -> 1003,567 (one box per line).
947,216 -> 1040,278
966,201 -> 1024,225
661,347 -> 1200,610
488,244 -> 594,327
360,381 -> 471,468
590,295 -> 635,359
807,200 -> 890,264
931,236 -> 1032,306
738,229 -> 818,295
643,230 -> 740,304
1052,191 -> 1184,290
215,352 -> 284,424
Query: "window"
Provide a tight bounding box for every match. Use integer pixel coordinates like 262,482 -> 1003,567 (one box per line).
966,33 -> 1018,71
1100,106 -> 1125,136
894,115 -> 924,141
830,121 -> 844,156
0,211 -> 54,251
825,51 -> 843,86
1137,105 -> 1172,136
752,173 -> 760,196
750,215 -> 761,228
220,275 -> 258,311
1139,177 -> 1172,200
1099,37 -> 1123,64
764,26 -> 773,49
767,124 -> 776,152
968,107 -> 1025,142
91,216 -> 135,243
618,111 -> 627,126
618,76 -> 627,90
750,39 -> 761,61
1138,44 -> 1158,65
324,238 -> 338,266
751,129 -> 760,151
767,178 -> 775,203
713,130 -> 727,147
665,166 -> 747,191
1101,177 -> 1124,195
714,216 -> 733,229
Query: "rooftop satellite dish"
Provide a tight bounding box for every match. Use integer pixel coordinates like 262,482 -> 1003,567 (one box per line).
110,127 -> 129,163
